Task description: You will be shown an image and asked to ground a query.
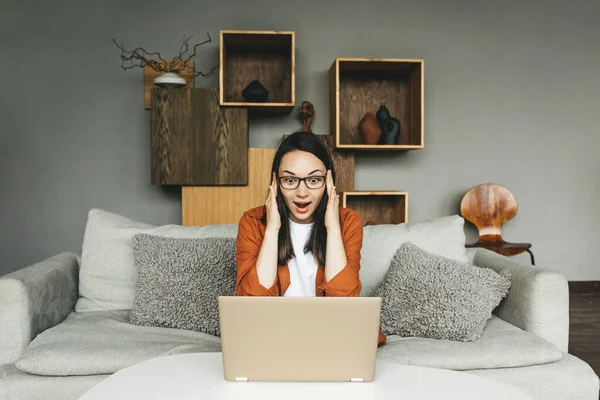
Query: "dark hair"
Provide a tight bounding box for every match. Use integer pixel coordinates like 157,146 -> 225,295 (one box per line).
262,131 -> 336,267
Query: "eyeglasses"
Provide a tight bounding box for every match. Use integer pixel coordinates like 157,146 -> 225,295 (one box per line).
278,176 -> 326,190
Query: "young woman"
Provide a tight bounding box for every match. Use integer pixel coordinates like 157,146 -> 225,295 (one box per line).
235,131 -> 386,346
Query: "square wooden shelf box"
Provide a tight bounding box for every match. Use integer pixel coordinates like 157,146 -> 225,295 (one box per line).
341,191 -> 408,225
220,30 -> 295,113
330,58 -> 424,150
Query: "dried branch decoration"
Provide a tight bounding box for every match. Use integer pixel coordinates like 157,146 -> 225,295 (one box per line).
112,33 -> 218,78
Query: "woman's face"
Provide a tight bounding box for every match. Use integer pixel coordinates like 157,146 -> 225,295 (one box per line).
278,150 -> 327,224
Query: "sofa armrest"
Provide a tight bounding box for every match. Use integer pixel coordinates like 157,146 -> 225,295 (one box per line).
0,252 -> 79,365
471,248 -> 569,352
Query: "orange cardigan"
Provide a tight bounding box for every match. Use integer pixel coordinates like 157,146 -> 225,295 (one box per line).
235,205 -> 386,346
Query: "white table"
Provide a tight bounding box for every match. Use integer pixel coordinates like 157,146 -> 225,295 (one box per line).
79,352 -> 533,400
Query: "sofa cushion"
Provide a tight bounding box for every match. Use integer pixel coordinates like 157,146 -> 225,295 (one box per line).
13,314 -> 564,377
377,316 -> 562,370
376,242 -> 512,341
360,215 -> 467,297
15,311 -> 222,376
130,234 -> 236,336
77,208 -> 238,312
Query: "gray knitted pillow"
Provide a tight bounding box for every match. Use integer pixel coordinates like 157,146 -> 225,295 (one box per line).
129,234 -> 236,336
375,242 -> 511,342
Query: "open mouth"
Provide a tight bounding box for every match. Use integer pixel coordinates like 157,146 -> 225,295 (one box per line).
293,201 -> 311,212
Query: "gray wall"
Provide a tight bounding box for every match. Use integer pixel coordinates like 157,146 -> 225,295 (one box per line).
1,0 -> 599,280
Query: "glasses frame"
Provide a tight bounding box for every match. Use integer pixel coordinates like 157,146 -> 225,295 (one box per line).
277,175 -> 327,190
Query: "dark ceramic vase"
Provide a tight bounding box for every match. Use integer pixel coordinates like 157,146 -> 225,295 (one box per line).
376,105 -> 391,128
358,112 -> 382,144
376,105 -> 401,145
379,118 -> 401,144
242,80 -> 269,102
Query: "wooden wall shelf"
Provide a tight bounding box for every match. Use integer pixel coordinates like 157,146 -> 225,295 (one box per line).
329,58 -> 424,150
220,30 -> 295,113
151,88 -> 248,186
342,191 -> 408,225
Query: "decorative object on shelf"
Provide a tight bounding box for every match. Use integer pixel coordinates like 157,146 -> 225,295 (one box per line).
241,80 -> 269,102
153,72 -> 186,88
299,101 -> 314,132
114,33 -> 219,108
113,33 -> 218,81
376,105 -> 401,145
358,112 -> 382,144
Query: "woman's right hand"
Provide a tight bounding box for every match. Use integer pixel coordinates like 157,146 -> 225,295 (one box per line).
265,172 -> 281,232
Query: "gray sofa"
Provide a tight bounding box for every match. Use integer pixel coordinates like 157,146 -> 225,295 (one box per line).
0,209 -> 598,400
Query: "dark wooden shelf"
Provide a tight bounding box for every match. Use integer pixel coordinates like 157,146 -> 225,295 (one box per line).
330,58 -> 424,150
151,88 -> 248,186
220,30 -> 295,113
341,191 -> 408,225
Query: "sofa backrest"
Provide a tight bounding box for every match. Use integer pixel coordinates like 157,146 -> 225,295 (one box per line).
359,215 -> 467,296
76,209 -> 467,311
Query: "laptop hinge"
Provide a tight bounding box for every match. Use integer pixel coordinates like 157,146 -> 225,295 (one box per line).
350,378 -> 364,382
234,377 -> 248,382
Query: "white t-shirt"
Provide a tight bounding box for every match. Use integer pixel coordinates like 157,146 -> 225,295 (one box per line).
283,219 -> 319,297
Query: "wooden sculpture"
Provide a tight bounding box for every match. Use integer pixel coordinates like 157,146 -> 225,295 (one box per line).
299,101 -> 314,132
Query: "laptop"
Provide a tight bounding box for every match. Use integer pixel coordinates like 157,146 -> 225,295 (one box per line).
218,296 -> 382,382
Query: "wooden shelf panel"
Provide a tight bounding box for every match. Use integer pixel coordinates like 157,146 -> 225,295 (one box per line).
220,30 -> 295,112
342,191 -> 408,225
330,58 -> 424,150
151,88 -> 248,186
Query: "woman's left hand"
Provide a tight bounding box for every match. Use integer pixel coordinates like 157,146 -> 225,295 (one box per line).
324,170 -> 341,231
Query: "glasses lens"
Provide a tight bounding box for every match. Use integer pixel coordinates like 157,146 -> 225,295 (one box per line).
280,177 -> 299,189
306,176 -> 325,189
